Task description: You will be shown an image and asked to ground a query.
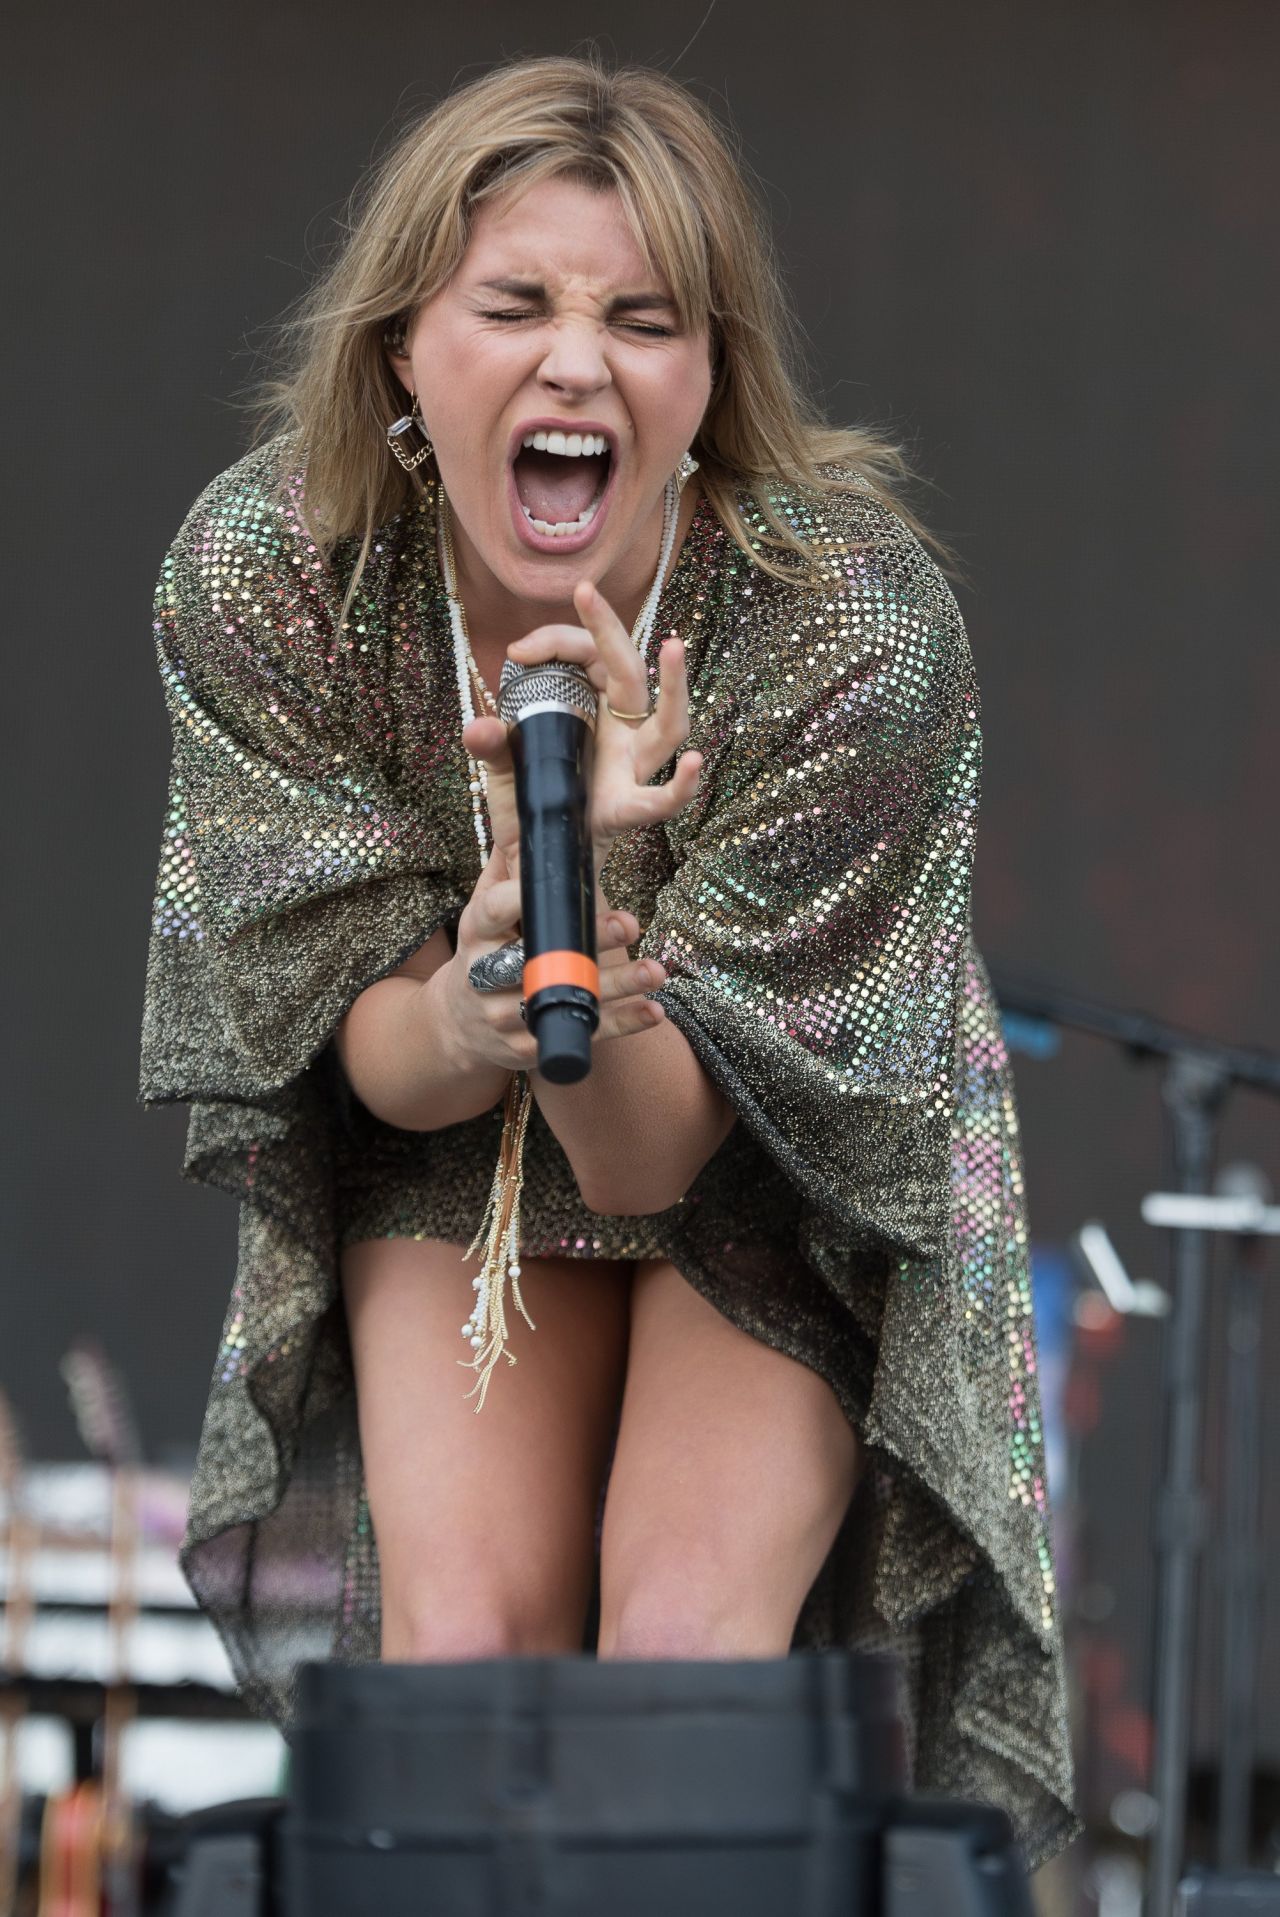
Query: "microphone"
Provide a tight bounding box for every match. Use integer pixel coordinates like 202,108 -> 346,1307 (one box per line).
497,656 -> 599,1084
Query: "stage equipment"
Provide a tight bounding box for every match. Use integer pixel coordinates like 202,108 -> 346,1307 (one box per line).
988,967 -> 1280,1915
281,1653 -> 1034,1915
1174,1871 -> 1280,1913
1071,1219 -> 1170,1319
1209,1168 -> 1273,1878
52,1339 -> 146,1913
0,1392 -> 36,1915
162,1798 -> 284,1915
167,1836 -> 262,1915
1141,1171 -> 1279,1907
497,656 -> 600,1084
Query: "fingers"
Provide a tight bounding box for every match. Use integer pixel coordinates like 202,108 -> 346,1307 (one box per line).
506,584 -> 650,716
456,955 -> 666,1056
505,624 -> 603,683
464,868 -> 639,966
596,745 -> 703,849
597,992 -> 666,1042
502,588 -> 690,740
503,591 -> 703,827
460,717 -> 521,856
640,634 -> 691,752
596,907 -> 639,954
648,742 -> 704,818
461,715 -> 509,760
459,846 -> 520,946
599,952 -> 666,1005
572,580 -> 650,712
486,989 -> 670,1050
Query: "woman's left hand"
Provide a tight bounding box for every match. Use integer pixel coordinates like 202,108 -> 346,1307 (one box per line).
461,578 -> 703,875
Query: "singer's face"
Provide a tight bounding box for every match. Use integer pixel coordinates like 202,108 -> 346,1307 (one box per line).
387,175 -> 715,633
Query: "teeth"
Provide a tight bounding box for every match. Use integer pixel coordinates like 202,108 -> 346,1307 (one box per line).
521,499 -> 602,537
514,431 -> 611,536
520,429 -> 609,457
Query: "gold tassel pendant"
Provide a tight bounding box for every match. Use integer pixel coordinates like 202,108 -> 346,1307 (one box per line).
459,1070 -> 536,1410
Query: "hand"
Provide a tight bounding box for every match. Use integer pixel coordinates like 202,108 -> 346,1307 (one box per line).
437,842 -> 669,1076
460,578 -> 703,875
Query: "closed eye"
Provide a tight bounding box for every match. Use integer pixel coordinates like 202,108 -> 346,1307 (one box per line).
480,310 -> 673,337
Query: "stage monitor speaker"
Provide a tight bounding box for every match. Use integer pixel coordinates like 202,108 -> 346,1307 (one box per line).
281,1652 -> 1029,1916
165,1835 -> 262,1916
882,1802 -> 1035,1917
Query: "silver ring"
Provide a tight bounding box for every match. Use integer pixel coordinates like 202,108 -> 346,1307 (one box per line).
468,938 -> 525,993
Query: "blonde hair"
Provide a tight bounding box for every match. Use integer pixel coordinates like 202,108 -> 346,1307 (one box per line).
247,50 -> 965,616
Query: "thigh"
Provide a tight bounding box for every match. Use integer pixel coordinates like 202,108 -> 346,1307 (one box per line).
341,1237 -> 632,1658
597,1258 -> 860,1656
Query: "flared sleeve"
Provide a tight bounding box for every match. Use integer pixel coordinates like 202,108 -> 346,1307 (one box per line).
638,495 -> 979,1266
621,486 -> 1078,1868
138,440 -> 467,1113
137,442 -> 482,1725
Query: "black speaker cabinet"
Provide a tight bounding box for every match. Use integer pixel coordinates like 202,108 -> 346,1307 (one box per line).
283,1651 -> 907,1915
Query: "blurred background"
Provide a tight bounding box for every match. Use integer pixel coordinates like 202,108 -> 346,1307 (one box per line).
3,2 -> 1277,1910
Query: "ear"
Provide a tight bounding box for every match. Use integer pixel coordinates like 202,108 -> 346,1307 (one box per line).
383,315 -> 415,395
387,353 -> 414,398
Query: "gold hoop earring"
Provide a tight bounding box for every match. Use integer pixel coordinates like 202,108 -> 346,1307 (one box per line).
387,391 -> 433,471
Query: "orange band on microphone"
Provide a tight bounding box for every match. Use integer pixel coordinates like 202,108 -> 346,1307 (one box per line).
522,950 -> 600,998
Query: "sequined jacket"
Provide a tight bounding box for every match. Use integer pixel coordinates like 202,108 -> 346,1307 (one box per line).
139,435 -> 1079,1868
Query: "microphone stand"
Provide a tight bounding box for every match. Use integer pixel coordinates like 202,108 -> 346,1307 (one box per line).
986,966 -> 1280,1915
1215,1195 -> 1268,1875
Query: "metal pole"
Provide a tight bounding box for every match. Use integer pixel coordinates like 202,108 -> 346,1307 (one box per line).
1216,1184 -> 1267,1871
1145,1056 -> 1225,1917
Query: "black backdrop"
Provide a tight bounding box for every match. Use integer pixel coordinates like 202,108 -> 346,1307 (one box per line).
5,0 -> 1277,1826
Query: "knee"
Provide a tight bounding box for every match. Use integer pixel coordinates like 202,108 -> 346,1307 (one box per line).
383,1594 -> 585,1662
598,1559 -> 788,1660
387,1612 -> 515,1661
599,1607 -> 720,1659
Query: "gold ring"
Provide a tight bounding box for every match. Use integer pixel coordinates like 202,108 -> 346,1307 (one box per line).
605,696 -> 656,724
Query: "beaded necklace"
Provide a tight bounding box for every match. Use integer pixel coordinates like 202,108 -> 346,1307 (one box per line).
440,478 -> 680,855
435,476 -> 681,1408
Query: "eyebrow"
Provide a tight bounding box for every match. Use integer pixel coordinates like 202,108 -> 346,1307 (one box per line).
474,277 -> 677,314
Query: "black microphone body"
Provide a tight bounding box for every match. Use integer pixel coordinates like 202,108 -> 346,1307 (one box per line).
498,659 -> 600,1084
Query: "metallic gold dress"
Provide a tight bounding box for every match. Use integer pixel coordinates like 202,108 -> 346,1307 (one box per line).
139,435 -> 1079,1866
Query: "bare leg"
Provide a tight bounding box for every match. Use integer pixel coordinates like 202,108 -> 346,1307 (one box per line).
341,1238 -> 632,1659
597,1258 -> 860,1658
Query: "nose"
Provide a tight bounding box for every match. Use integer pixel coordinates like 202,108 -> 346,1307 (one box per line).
535,318 -> 613,400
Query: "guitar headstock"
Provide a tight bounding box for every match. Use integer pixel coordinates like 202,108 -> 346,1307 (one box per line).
60,1340 -> 142,1469
0,1389 -> 23,1496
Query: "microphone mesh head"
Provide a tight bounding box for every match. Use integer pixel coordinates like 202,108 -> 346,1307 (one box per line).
498,658 -> 598,728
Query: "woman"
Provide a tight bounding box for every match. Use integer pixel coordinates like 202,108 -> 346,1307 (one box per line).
139,53 -> 1078,1867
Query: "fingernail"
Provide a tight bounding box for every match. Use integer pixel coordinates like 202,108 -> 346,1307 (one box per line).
608,916 -> 626,938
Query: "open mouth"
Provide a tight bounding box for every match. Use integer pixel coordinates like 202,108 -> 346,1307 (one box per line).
510,430 -> 614,539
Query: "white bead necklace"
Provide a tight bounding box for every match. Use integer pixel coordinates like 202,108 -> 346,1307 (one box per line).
432,472 -> 683,1411
436,474 -> 682,859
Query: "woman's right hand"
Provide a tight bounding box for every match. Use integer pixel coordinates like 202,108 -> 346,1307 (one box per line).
462,590 -> 702,887
436,842 -> 668,1077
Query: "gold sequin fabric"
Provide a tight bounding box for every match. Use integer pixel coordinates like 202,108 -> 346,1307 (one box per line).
139,435 -> 1078,1867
